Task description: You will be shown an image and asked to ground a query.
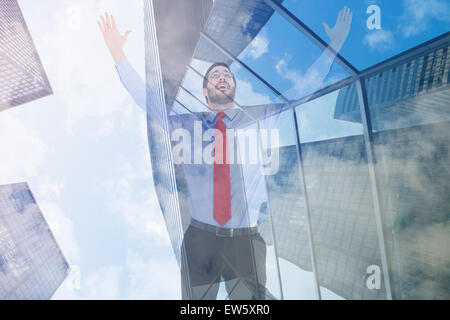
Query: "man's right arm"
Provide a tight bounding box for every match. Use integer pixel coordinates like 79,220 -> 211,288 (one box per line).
99,12 -> 173,131
115,58 -> 146,110
115,57 -> 168,127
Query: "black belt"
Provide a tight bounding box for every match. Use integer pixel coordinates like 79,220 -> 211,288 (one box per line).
190,219 -> 259,237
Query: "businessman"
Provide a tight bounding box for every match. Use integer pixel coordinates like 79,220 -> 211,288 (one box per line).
98,7 -> 352,300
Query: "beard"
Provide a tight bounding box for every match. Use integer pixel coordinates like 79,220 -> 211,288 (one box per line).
207,86 -> 236,106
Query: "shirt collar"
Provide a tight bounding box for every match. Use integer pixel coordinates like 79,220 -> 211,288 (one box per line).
204,108 -> 240,123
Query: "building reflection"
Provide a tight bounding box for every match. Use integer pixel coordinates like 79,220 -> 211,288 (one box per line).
143,0 -> 449,299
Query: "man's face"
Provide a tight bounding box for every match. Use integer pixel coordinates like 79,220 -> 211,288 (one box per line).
203,65 -> 236,108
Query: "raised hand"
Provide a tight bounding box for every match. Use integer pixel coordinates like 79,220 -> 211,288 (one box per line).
322,6 -> 352,53
98,12 -> 131,63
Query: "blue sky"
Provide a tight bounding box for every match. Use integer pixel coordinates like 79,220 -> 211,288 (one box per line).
283,0 -> 450,69
236,0 -> 449,97
0,0 -> 448,299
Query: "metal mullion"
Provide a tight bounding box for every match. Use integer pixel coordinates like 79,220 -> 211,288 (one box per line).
179,85 -> 210,111
233,128 -> 263,300
174,98 -> 198,116
287,74 -> 357,110
355,79 -> 393,300
291,108 -> 322,300
197,27 -> 358,117
189,32 -> 448,117
262,0 -> 359,76
256,120 -> 284,300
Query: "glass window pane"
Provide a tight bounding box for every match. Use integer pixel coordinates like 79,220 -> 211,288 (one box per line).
261,110 -> 317,299
364,44 -> 450,132
365,41 -> 450,299
190,54 -> 284,107
283,0 -> 450,70
175,87 -> 210,113
295,88 -> 387,300
170,100 -> 191,115
203,0 -> 350,100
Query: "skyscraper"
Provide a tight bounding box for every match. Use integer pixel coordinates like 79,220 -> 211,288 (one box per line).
334,39 -> 450,131
266,115 -> 450,300
0,0 -> 52,112
267,142 -> 386,300
0,182 -> 69,300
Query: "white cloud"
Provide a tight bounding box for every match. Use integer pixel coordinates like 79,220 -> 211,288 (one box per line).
0,111 -> 80,269
81,265 -> 123,299
54,250 -> 180,299
275,58 -> 287,75
32,180 -> 81,269
275,55 -> 299,84
399,0 -> 450,38
19,0 -> 145,134
99,110 -> 172,248
0,111 -> 48,184
38,201 -> 80,264
125,251 -> 180,299
364,29 -> 395,53
53,264 -> 122,300
37,179 -> 65,198
95,118 -> 115,140
101,156 -> 171,248
235,79 -> 274,106
8,0 -> 182,300
275,54 -> 332,99
245,33 -> 269,60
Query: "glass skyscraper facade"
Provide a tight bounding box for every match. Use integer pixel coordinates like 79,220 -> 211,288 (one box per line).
0,183 -> 69,299
0,0 -> 52,112
334,38 -> 450,132
143,0 -> 449,299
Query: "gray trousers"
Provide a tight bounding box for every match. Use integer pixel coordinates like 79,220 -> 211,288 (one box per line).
180,225 -> 268,300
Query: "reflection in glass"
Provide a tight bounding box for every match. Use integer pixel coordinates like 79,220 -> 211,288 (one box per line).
143,0 -> 449,300
175,87 -> 210,113
364,45 -> 450,132
239,11 -> 349,100
202,0 -> 350,100
151,1 -> 294,297
261,110 -> 317,299
364,41 -> 450,299
190,54 -> 283,107
295,88 -> 386,300
283,0 -> 450,70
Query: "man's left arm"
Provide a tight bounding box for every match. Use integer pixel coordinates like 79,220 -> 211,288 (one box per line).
289,6 -> 353,99
237,7 -> 352,125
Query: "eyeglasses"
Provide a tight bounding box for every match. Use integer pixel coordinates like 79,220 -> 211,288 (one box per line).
208,70 -> 234,80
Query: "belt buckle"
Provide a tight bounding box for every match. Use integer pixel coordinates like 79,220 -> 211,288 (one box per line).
216,227 -> 233,237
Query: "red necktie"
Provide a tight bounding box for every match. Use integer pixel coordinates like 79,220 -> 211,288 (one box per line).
213,112 -> 231,226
